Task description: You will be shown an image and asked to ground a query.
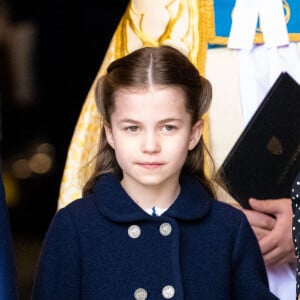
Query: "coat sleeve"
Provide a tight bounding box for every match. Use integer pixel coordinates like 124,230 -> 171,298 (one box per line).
231,213 -> 279,300
31,208 -> 81,300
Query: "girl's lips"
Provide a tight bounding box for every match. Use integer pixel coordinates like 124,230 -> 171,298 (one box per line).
138,162 -> 163,169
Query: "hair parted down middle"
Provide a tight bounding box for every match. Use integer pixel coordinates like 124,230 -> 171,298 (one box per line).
83,45 -> 215,197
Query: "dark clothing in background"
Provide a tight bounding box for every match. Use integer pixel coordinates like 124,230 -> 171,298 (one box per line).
291,171 -> 300,298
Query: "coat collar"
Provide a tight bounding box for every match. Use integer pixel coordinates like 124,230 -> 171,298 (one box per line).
93,172 -> 212,223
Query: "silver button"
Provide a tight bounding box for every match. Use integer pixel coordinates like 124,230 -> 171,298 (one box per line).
162,285 -> 175,299
159,223 -> 172,236
134,288 -> 148,300
128,225 -> 141,239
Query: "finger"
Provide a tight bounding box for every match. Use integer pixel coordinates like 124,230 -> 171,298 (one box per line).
258,234 -> 277,256
248,198 -> 290,216
241,208 -> 276,230
259,235 -> 284,265
263,247 -> 285,266
251,226 -> 270,241
277,250 -> 296,265
259,230 -> 296,265
264,248 -> 295,266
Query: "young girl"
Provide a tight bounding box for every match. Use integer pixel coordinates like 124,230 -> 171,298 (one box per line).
32,45 -> 278,299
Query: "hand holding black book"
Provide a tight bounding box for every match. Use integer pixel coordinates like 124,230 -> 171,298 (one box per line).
216,72 -> 300,209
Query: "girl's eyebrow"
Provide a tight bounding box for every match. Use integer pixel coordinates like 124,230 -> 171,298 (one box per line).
159,118 -> 183,123
119,118 -> 183,124
119,118 -> 140,124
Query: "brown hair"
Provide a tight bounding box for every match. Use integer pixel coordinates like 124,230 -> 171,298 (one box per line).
83,45 -> 215,197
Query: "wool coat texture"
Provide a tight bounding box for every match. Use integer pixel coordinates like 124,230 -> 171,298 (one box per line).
32,172 -> 278,300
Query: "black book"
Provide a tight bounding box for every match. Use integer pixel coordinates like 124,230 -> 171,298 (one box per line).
216,72 -> 300,209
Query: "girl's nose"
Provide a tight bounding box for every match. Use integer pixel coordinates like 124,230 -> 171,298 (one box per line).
141,131 -> 161,153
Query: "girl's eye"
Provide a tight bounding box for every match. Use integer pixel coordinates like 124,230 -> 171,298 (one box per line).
162,125 -> 176,132
126,126 -> 139,132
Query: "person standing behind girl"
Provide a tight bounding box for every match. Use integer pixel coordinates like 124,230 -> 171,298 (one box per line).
292,171 -> 300,300
31,45 -> 278,299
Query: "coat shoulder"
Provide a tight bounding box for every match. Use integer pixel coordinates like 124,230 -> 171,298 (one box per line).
209,198 -> 249,230
57,194 -> 100,223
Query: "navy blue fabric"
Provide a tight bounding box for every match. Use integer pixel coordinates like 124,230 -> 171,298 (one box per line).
32,173 -> 278,299
0,175 -> 18,300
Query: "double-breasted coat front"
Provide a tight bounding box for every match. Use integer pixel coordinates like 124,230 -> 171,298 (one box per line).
32,173 -> 278,299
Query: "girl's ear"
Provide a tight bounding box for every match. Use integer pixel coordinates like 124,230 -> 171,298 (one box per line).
104,124 -> 115,149
188,120 -> 203,150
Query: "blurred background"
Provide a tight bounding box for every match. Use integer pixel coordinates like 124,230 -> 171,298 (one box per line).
0,0 -> 129,298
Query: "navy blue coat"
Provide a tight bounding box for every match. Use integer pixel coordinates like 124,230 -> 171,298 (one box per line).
32,173 -> 278,299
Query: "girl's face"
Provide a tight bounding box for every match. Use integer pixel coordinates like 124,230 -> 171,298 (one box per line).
104,85 -> 203,192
